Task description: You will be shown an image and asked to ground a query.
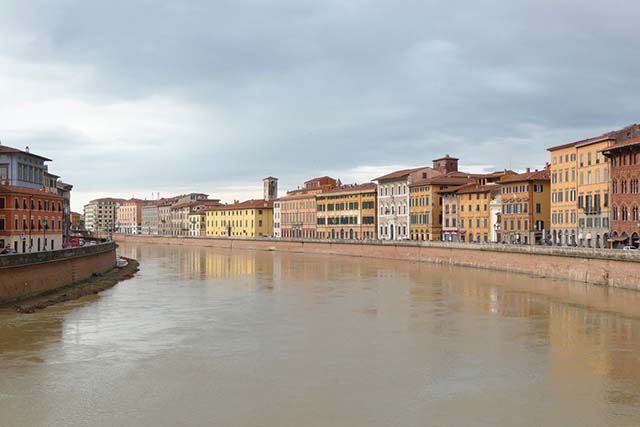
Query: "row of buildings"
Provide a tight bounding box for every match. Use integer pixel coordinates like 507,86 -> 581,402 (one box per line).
91,123 -> 640,249
0,144 -> 73,253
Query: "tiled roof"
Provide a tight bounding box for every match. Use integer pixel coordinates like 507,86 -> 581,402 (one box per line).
171,199 -> 221,210
208,199 -> 274,211
0,145 -> 52,161
547,123 -> 640,152
304,176 -> 335,184
276,191 -> 317,201
453,183 -> 500,195
319,183 -> 377,196
603,136 -> 640,152
374,167 -> 428,181
499,169 -> 550,183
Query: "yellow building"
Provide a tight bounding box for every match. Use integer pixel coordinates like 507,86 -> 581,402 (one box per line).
456,183 -> 502,243
576,137 -> 613,247
548,136 -> 613,247
316,183 -> 377,240
409,175 -> 473,241
547,142 -> 578,245
205,199 -> 273,238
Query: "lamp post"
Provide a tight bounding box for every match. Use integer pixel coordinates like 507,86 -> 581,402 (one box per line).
43,218 -> 48,251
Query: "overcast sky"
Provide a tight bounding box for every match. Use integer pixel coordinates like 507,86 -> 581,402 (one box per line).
1,0 -> 638,211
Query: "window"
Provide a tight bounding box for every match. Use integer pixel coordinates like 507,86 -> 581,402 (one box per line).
0,198 -> 4,209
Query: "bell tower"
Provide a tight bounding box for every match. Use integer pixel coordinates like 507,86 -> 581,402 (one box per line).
263,177 -> 278,201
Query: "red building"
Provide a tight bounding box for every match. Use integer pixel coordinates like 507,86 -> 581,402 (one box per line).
603,137 -> 640,247
0,182 -> 65,253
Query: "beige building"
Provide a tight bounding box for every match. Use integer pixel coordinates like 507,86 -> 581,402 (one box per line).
84,198 -> 125,235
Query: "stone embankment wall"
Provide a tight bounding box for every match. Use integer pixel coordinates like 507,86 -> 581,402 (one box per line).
0,242 -> 117,304
115,235 -> 640,290
114,235 -> 640,291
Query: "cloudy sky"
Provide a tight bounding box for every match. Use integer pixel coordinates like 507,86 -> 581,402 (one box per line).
1,0 -> 638,211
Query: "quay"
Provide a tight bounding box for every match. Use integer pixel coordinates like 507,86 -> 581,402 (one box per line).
114,234 -> 640,291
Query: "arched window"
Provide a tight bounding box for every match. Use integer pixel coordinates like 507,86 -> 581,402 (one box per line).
622,206 -> 629,221
633,206 -> 639,221
612,180 -> 618,194
622,180 -> 628,194
613,206 -> 619,220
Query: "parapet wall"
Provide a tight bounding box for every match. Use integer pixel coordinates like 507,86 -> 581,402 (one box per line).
0,242 -> 117,304
114,235 -> 640,291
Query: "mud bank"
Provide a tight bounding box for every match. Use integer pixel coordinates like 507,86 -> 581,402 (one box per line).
9,258 -> 139,313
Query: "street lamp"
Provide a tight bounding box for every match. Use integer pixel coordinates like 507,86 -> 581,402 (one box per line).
43,218 -> 48,251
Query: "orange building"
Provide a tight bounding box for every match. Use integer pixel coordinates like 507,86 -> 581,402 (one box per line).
116,199 -> 156,235
0,183 -> 65,253
278,176 -> 337,239
499,167 -> 551,245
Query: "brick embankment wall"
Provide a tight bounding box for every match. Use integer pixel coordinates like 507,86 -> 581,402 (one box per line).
0,242 -> 117,304
113,235 -> 640,291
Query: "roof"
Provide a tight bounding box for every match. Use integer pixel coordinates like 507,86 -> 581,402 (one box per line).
453,183 -> 500,195
89,197 -> 128,204
374,167 -> 427,181
603,136 -> 640,153
263,176 -> 278,180
0,183 -> 64,198
548,123 -> 640,152
499,169 -> 550,183
171,199 -> 221,210
276,191 -> 317,201
0,145 -> 52,161
410,171 -> 473,187
304,176 -> 334,184
208,199 -> 274,211
318,183 -> 376,196
432,155 -> 459,161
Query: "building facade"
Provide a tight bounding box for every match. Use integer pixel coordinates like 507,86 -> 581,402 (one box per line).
278,176 -> 337,239
141,205 -> 160,235
171,200 -> 221,237
548,143 -> 578,246
575,138 -> 612,248
603,137 -> 640,247
316,183 -> 377,240
188,212 -> 207,237
0,183 -> 64,253
84,198 -> 124,234
375,166 -> 444,241
499,168 -> 551,245
273,200 -> 281,238
0,145 -> 50,190
205,200 -> 274,238
456,184 -> 501,243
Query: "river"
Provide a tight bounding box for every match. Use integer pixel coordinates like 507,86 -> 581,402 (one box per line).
1,242 -> 640,426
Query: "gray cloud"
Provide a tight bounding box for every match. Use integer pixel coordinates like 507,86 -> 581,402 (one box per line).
0,0 -> 639,210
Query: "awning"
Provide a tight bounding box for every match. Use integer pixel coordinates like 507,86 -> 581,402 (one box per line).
609,236 -> 628,242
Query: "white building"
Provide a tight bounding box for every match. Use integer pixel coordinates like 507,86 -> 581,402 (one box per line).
375,167 -> 441,241
84,198 -> 124,234
273,200 -> 281,238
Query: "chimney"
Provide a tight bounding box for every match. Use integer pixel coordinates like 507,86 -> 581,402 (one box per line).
25,146 -> 30,153
526,167 -> 530,173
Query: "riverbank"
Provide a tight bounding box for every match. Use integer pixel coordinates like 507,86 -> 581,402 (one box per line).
114,235 -> 640,290
9,258 -> 139,313
0,241 -> 118,304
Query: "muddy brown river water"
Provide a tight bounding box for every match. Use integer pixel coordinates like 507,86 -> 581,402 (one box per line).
2,242 -> 640,426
